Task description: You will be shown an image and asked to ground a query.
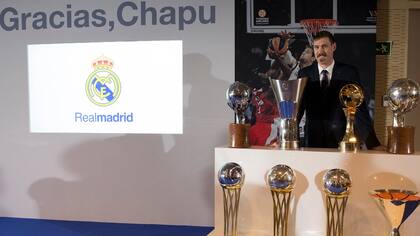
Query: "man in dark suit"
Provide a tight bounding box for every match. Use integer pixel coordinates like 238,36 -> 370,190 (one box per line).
298,31 -> 381,149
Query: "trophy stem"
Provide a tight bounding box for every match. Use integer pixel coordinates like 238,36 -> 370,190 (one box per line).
390,228 -> 400,236
222,186 -> 242,236
344,108 -> 355,138
271,189 -> 292,236
392,112 -> 405,127
235,113 -> 246,125
339,108 -> 359,153
325,195 -> 349,236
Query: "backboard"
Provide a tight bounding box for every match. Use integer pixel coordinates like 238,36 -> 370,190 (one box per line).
247,0 -> 376,34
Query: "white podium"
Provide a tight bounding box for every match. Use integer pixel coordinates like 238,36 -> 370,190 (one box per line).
209,147 -> 420,236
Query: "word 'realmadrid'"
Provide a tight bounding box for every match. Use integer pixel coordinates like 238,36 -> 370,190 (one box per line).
75,112 -> 134,123
0,1 -> 216,31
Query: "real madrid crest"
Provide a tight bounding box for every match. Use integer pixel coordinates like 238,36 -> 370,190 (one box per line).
86,56 -> 121,107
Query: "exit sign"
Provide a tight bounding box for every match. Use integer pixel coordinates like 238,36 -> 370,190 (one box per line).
376,41 -> 392,55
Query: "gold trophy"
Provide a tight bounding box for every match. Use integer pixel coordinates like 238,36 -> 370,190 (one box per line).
385,79 -> 419,154
338,84 -> 364,153
226,82 -> 252,148
218,162 -> 245,236
369,189 -> 420,236
323,169 -> 352,236
266,164 -> 296,236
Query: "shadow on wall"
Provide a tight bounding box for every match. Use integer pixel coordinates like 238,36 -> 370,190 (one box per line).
0,170 -> 11,216
236,170 -> 309,236
288,170 -> 309,236
28,53 -> 230,226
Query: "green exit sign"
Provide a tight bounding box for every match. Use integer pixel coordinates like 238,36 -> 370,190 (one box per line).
376,41 -> 392,55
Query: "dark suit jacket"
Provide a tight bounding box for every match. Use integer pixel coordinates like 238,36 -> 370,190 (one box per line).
298,62 -> 380,149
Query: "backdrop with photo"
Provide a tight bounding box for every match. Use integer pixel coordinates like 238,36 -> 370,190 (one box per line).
235,0 -> 377,146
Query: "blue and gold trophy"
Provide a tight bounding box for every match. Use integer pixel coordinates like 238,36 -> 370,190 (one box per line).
323,169 -> 352,236
266,164 -> 296,236
218,162 -> 245,236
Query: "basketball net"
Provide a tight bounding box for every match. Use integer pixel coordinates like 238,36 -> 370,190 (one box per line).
300,19 -> 338,46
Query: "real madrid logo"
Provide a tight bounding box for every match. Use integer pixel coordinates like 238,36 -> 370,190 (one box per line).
86,56 -> 121,107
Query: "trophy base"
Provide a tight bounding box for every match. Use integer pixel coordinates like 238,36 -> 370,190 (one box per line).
339,141 -> 359,153
279,140 -> 299,150
386,126 -> 415,154
229,123 -> 250,148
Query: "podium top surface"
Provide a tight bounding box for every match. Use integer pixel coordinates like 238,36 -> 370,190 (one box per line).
216,145 -> 420,158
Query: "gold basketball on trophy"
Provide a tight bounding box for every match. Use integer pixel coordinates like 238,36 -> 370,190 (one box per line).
339,84 -> 364,109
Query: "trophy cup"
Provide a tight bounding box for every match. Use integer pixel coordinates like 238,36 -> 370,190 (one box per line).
266,164 -> 296,236
322,169 -> 352,236
218,162 -> 245,236
369,189 -> 420,236
385,79 -> 420,154
338,84 -> 364,153
269,77 -> 308,149
226,82 -> 252,148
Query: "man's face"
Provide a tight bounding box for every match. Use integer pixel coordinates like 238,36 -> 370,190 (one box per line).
313,37 -> 336,67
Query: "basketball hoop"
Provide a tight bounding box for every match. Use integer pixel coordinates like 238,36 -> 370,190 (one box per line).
300,19 -> 338,46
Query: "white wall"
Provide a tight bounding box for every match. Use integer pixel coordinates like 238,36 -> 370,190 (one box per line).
0,0 -> 234,226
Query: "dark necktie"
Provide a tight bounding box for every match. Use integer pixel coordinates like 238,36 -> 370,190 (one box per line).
320,70 -> 329,90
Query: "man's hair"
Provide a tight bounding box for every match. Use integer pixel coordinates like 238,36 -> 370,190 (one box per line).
313,30 -> 336,44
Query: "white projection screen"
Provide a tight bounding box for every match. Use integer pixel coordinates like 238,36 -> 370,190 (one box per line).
0,0 -> 234,227
28,41 -> 183,134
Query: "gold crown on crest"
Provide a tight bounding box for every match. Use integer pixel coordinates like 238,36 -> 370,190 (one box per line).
92,55 -> 114,69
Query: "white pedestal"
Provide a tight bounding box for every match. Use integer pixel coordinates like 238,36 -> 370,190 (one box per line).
209,147 -> 420,236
